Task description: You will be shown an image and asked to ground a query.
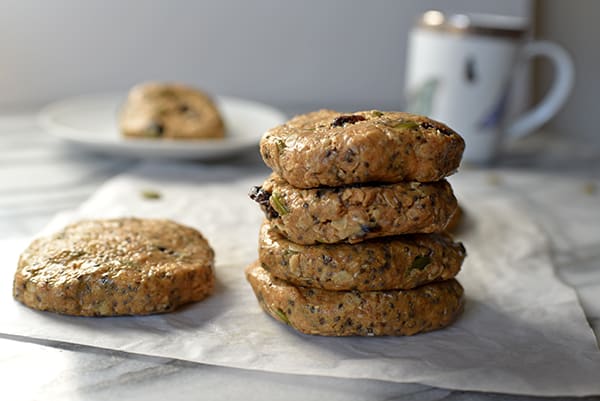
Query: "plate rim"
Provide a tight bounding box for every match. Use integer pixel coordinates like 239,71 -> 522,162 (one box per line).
38,92 -> 287,157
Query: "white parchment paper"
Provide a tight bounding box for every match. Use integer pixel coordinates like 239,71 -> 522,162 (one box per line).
1,163 -> 599,396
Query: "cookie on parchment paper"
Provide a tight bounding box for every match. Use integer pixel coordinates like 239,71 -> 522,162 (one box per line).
245,261 -> 464,336
13,218 -> 215,316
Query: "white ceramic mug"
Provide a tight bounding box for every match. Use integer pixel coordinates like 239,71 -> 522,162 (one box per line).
404,11 -> 574,164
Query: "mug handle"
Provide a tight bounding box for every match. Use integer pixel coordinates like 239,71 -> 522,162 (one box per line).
507,40 -> 575,138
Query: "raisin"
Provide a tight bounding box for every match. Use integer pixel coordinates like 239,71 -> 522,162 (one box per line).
331,114 -> 366,127
437,126 -> 454,136
344,149 -> 356,163
360,224 -> 381,234
248,186 -> 279,219
421,121 -> 454,136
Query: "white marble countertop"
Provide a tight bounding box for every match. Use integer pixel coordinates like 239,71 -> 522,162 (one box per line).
1,114 -> 599,400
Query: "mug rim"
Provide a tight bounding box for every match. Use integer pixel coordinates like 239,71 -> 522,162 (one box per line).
418,10 -> 527,39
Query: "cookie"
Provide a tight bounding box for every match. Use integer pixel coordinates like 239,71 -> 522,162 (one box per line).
249,174 -> 458,245
246,262 -> 464,336
13,218 -> 215,316
258,221 -> 465,291
260,109 -> 465,188
119,82 -> 225,139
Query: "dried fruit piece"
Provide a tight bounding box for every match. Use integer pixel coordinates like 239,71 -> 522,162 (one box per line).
331,114 -> 367,127
249,186 -> 279,219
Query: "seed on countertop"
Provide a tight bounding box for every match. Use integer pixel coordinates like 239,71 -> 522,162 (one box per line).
141,189 -> 162,200
583,182 -> 597,195
486,173 -> 502,186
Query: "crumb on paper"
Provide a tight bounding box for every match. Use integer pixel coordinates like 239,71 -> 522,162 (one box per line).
141,189 -> 162,200
486,173 -> 502,186
583,182 -> 597,196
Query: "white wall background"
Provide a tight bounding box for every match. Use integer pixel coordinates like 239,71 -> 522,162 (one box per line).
535,0 -> 600,140
0,0 -> 531,112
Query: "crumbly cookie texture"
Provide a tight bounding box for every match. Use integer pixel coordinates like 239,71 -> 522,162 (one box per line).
258,221 -> 465,291
13,218 -> 215,316
249,174 -> 458,245
260,109 -> 465,188
246,262 -> 464,336
119,82 -> 225,139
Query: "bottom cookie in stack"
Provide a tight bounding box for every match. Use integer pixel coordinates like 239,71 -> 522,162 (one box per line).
245,261 -> 464,336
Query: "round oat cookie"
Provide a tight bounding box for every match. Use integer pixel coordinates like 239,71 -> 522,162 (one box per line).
119,82 -> 225,139
249,174 -> 458,245
13,218 -> 215,316
260,109 -> 465,188
258,221 -> 465,291
246,262 -> 464,336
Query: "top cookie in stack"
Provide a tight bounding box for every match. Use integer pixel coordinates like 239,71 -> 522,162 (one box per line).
259,109 -> 464,188
247,109 -> 466,337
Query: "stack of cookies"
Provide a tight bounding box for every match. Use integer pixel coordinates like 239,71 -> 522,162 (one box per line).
247,109 -> 466,336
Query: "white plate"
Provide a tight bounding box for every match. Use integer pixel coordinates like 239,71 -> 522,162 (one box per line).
39,93 -> 287,160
